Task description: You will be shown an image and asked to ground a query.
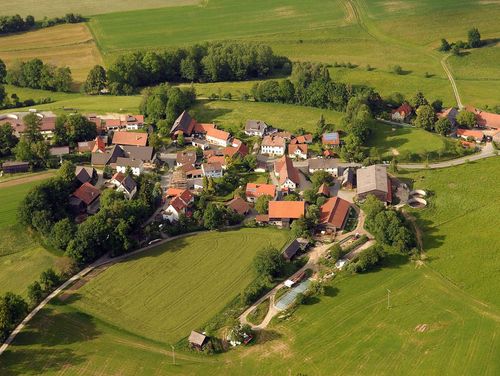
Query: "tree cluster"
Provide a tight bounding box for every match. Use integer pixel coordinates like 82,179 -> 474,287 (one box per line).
105,42 -> 289,94
53,114 -> 97,147
0,292 -> 28,342
6,58 -> 72,92
0,13 -> 83,35
439,28 -> 483,56
251,62 -> 382,113
291,204 -> 320,240
139,83 -> 196,130
347,244 -> 386,273
362,195 -> 415,253
13,113 -> 52,168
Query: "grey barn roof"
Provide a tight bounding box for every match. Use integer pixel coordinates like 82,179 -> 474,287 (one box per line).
122,145 -> 154,162
188,331 -> 207,346
245,120 -> 268,132
308,158 -> 338,170
282,239 -> 301,261
356,165 -> 388,195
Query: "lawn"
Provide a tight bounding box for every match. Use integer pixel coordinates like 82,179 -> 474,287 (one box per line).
191,99 -> 344,134
0,178 -> 63,296
0,23 -> 103,83
71,228 -> 290,344
401,157 -> 500,309
0,0 -> 197,17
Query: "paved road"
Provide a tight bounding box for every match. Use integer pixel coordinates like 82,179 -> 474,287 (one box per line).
399,143 -> 496,170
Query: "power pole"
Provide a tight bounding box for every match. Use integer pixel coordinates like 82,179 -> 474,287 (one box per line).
387,289 -> 391,309
171,345 -> 176,365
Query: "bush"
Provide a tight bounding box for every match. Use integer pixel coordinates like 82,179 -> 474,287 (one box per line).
253,246 -> 284,278
241,278 -> 270,305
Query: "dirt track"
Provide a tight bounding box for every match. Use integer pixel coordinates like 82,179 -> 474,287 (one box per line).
0,171 -> 55,188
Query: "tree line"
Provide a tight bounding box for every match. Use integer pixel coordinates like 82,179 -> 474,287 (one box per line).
83,42 -> 290,95
0,13 -> 84,35
5,58 -> 73,92
439,27 -> 483,56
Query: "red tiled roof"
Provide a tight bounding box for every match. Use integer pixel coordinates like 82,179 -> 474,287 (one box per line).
268,201 -> 305,220
207,155 -> 226,166
465,106 -> 500,129
112,131 -> 148,146
317,183 -> 330,196
92,137 -> 106,153
393,103 -> 413,117
255,214 -> 269,222
320,197 -> 351,229
193,122 -> 215,134
456,128 -> 484,139
72,182 -> 100,205
245,183 -> 276,199
169,196 -> 188,212
262,135 -> 285,148
206,127 -> 230,141
274,156 -> 300,185
226,197 -> 250,215
288,143 -> 308,155
291,134 -> 313,144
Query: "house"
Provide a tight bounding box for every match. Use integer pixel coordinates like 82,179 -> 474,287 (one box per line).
75,166 -> 96,185
456,129 -> 484,143
170,111 -> 197,137
274,155 -> 300,190
202,162 -> 223,178
191,138 -> 210,150
186,168 -> 204,179
261,136 -> 286,156
254,161 -> 267,173
0,111 -> 57,139
176,151 -> 197,168
224,139 -> 248,158
281,239 -> 302,261
91,144 -> 153,169
49,146 -> 70,157
188,331 -> 209,351
163,189 -> 193,222
356,165 -> 392,203
465,106 -> 500,130
121,145 -> 156,164
226,197 -> 250,216
165,188 -> 194,205
78,136 -> 107,153
111,172 -> 137,200
341,167 -> 356,189
193,122 -> 216,136
317,183 -> 330,197
122,115 -> 145,130
437,107 -> 459,127
319,197 -> 351,230
268,201 -> 306,227
323,149 -> 337,158
274,131 -> 292,141
255,214 -> 269,224
70,182 -> 101,214
245,183 -> 276,203
207,155 -> 227,169
111,131 -> 148,147
288,143 -> 308,160
308,158 -> 339,176
322,132 -> 340,147
245,120 -> 268,137
115,157 -> 143,176
290,134 -> 313,144
1,161 -> 29,174
391,103 -> 413,122
206,127 -> 231,147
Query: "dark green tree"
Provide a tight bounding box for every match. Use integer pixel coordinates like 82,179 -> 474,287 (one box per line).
84,65 -> 107,95
0,123 -> 18,157
27,281 -> 43,306
456,110 -> 476,128
255,194 -> 272,214
435,117 -> 452,136
468,27 -> 482,48
414,104 -> 436,131
253,246 -> 283,278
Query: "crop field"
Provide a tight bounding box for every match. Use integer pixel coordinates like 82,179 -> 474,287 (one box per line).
0,24 -> 103,84
0,178 -> 62,296
402,157 -> 500,309
71,228 -> 290,344
0,0 -> 198,17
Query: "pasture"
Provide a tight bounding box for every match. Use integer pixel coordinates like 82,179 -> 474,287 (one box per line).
71,228 -> 290,344
0,23 -> 103,83
0,0 -> 198,17
0,177 -> 62,296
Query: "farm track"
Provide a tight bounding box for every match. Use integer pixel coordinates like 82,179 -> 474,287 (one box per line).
0,171 -> 55,188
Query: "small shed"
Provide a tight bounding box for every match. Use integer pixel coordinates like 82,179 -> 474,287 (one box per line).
188,330 -> 208,350
1,161 -> 30,174
282,239 -> 302,261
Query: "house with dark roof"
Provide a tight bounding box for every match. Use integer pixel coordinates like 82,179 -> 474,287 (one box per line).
176,151 -> 197,168
317,183 -> 330,197
115,157 -> 144,176
308,158 -> 340,176
75,166 -> 96,185
188,331 -> 209,350
70,182 -> 101,214
281,239 -> 308,261
1,161 -> 29,174
319,197 -> 351,230
111,172 -> 137,200
91,144 -> 125,166
356,165 -> 392,203
437,107 -> 459,128
245,120 -> 268,137
170,111 -> 197,137
49,146 -> 70,157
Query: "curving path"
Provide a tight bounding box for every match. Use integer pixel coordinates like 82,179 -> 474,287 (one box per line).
441,55 -> 463,109
399,143 -> 496,170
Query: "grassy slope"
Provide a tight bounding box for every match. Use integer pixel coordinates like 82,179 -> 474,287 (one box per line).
0,23 -> 103,83
72,228 -> 290,344
402,157 -> 500,308
0,0 -> 198,17
0,179 -> 62,296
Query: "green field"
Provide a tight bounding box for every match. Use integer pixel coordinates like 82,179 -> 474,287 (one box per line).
71,228 -> 290,344
2,159 -> 499,375
0,179 -> 63,296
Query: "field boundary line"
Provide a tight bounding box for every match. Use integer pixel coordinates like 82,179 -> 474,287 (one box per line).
441,55 -> 463,109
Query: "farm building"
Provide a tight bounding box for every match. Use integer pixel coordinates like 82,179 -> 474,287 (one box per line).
188,331 -> 209,350
356,165 -> 392,203
274,155 -> 300,190
268,201 -> 306,227
465,106 -> 500,130
322,132 -> 340,147
261,135 -> 286,156
70,182 -> 101,214
245,183 -> 276,202
308,158 -> 340,176
281,238 -> 308,261
245,120 -> 268,137
170,111 -> 197,137
456,129 -> 485,143
111,131 -> 148,147
226,197 -> 250,216
1,161 -> 29,173
319,197 -> 351,231
75,166 -> 96,185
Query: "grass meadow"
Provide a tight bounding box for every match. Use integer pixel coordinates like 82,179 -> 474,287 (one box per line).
0,23 -> 103,84
71,228 -> 290,344
0,178 -> 63,296
0,0 -> 198,17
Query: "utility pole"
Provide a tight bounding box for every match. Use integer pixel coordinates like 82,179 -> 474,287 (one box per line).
387,289 -> 391,309
171,345 -> 176,365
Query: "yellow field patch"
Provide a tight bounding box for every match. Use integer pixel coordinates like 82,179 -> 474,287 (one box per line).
0,23 -> 103,84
